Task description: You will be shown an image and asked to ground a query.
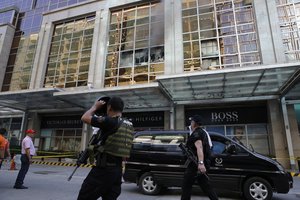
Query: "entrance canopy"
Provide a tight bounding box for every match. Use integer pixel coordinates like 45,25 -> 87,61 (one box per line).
0,88 -> 76,112
53,83 -> 170,112
157,63 -> 300,104
0,64 -> 299,115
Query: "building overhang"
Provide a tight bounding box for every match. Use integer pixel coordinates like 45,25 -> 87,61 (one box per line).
0,88 -> 76,112
0,64 -> 299,115
156,63 -> 300,105
53,83 -> 170,112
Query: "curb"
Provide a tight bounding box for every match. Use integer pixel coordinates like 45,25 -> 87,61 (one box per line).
32,161 -> 93,168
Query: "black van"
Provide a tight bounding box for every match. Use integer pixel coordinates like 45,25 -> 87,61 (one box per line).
123,130 -> 293,200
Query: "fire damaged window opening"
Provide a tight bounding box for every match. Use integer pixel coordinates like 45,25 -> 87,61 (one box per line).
105,2 -> 165,87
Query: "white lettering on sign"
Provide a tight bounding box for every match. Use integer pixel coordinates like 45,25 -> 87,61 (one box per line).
134,116 -> 163,122
46,119 -> 81,125
211,111 -> 239,122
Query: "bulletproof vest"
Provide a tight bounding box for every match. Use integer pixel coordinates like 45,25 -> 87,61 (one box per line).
102,118 -> 134,158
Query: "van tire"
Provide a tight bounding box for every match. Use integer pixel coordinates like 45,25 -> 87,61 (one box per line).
243,177 -> 273,200
138,172 -> 161,195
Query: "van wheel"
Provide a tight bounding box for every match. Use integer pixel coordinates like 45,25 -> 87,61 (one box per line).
138,172 -> 161,195
243,177 -> 273,200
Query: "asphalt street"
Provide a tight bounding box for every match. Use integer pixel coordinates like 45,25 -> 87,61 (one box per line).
0,163 -> 299,200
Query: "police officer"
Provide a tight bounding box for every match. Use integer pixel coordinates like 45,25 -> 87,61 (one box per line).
181,115 -> 218,200
77,96 -> 131,200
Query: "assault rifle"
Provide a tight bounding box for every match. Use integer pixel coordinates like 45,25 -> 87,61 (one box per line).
68,130 -> 103,181
179,143 -> 209,180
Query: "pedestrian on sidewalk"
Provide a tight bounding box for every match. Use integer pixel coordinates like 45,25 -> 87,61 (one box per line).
13,129 -> 36,189
0,128 -> 8,169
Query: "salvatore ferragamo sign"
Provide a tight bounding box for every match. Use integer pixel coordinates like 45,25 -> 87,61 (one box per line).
186,106 -> 267,125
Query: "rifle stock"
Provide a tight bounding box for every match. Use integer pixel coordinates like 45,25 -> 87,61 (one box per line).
67,149 -> 90,181
68,130 -> 102,181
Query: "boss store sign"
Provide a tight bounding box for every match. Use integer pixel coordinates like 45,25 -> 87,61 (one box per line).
41,116 -> 83,129
185,106 -> 267,125
123,111 -> 164,127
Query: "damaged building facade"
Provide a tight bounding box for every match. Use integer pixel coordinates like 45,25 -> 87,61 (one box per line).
0,0 -> 299,169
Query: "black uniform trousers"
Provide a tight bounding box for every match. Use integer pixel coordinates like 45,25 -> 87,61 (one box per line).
181,164 -> 218,200
14,154 -> 30,187
77,165 -> 122,200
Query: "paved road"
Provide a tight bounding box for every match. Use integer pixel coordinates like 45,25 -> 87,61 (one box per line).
0,164 -> 299,200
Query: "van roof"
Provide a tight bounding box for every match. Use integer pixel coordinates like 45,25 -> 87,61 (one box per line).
134,130 -> 224,137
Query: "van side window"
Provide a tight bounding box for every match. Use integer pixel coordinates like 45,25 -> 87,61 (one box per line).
211,137 -> 248,155
152,134 -> 185,152
153,135 -> 184,145
132,135 -> 152,150
212,141 -> 227,155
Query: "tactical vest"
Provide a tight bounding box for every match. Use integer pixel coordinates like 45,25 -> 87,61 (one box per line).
102,119 -> 134,158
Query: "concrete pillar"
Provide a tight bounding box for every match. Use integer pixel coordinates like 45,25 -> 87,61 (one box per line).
0,24 -> 15,89
253,0 -> 285,64
26,112 -> 42,150
267,100 -> 290,168
93,8 -> 109,88
287,104 -> 300,170
30,21 -> 54,89
281,98 -> 296,170
164,110 -> 170,130
175,104 -> 185,130
81,123 -> 88,151
164,0 -> 184,75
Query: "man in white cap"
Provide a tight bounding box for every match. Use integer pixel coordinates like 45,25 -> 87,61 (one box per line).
14,129 -> 36,189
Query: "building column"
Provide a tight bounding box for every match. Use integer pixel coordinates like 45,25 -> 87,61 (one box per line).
26,112 -> 42,150
93,8 -> 110,88
30,21 -> 54,89
175,104 -> 185,130
253,0 -> 285,64
0,24 -> 15,89
164,0 -> 184,75
267,100 -> 290,168
169,104 -> 175,130
281,98 -> 296,170
287,103 -> 300,170
81,123 -> 88,151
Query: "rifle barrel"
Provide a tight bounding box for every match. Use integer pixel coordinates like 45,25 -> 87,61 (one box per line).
67,165 -> 79,181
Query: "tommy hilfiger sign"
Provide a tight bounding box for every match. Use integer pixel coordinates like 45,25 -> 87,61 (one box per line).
185,106 -> 267,125
123,111 -> 164,127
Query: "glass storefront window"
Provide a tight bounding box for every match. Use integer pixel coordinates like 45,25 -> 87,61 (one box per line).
40,129 -> 82,152
105,2 -> 165,87
226,125 -> 247,146
204,124 -> 269,155
0,117 -> 22,145
205,126 -> 225,135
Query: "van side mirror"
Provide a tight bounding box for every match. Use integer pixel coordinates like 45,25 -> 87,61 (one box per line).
226,144 -> 237,154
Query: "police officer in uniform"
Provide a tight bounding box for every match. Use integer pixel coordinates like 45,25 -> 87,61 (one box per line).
77,96 -> 131,200
181,115 -> 218,200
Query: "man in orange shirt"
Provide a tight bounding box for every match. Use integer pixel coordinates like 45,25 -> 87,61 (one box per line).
0,128 -> 8,169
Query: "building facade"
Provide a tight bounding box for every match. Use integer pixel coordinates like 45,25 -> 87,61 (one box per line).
0,0 -> 299,169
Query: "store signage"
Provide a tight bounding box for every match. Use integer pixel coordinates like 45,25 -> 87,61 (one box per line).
123,111 -> 164,127
41,115 -> 82,128
186,106 -> 267,125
